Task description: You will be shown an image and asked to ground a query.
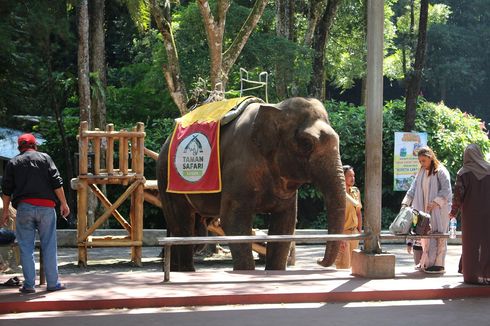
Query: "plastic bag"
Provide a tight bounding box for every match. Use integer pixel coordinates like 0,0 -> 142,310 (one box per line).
389,206 -> 414,235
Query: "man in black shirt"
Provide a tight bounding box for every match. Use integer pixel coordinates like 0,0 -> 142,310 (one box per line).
1,133 -> 69,293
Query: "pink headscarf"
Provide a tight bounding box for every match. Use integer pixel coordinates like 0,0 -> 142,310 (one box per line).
457,144 -> 490,180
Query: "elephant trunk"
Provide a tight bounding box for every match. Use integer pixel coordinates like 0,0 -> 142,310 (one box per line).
315,155 -> 346,267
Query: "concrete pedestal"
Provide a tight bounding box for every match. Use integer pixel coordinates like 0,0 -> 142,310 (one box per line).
351,249 -> 396,278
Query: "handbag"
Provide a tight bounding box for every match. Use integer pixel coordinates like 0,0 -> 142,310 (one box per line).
389,206 -> 414,234
411,209 -> 431,235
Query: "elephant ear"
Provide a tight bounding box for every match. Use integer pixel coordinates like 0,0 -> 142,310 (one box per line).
251,104 -> 282,157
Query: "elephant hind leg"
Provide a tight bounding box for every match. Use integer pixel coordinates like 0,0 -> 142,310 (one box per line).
171,245 -> 196,272
164,194 -> 196,272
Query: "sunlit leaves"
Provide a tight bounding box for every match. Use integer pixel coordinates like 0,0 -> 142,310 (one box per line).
124,0 -> 152,32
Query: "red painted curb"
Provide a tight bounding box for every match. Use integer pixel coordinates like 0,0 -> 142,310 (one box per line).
1,287 -> 489,314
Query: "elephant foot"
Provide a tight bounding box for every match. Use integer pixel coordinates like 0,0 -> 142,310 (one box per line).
233,262 -> 255,271
316,258 -> 333,267
265,266 -> 286,271
170,264 -> 196,272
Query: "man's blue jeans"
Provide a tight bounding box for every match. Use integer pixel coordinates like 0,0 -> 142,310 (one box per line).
15,203 -> 60,289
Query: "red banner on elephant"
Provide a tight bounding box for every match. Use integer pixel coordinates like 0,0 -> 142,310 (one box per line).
167,121 -> 221,193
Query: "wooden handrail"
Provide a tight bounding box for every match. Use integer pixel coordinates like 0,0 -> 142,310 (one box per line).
158,231 -> 464,281
159,233 -> 371,282
379,232 -> 462,240
158,233 -> 370,246
144,147 -> 159,161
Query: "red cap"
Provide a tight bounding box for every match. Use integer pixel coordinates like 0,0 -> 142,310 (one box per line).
18,133 -> 37,151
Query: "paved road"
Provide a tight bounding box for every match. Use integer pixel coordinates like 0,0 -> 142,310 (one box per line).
1,298 -> 489,325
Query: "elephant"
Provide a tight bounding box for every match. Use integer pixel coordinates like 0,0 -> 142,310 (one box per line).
157,97 -> 346,271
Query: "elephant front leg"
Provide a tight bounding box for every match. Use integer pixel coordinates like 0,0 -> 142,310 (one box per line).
228,242 -> 255,270
220,200 -> 256,271
266,197 -> 297,270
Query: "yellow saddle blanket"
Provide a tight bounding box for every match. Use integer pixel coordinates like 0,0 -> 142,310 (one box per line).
167,97 -> 261,193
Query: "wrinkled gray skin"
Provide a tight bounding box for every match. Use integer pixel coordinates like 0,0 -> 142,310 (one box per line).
157,97 -> 345,271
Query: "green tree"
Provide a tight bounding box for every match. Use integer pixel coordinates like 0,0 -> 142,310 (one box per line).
131,0 -> 269,114
403,0 -> 429,131
424,0 -> 490,125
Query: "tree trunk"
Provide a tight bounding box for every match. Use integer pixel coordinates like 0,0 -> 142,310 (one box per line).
404,0 -> 428,132
197,0 -> 229,89
78,0 -> 91,124
89,0 -> 108,226
150,0 -> 267,112
275,0 -> 295,99
360,0 -> 368,106
89,0 -> 106,130
307,0 -> 342,100
150,0 -> 188,115
304,0 -> 327,47
197,0 -> 268,91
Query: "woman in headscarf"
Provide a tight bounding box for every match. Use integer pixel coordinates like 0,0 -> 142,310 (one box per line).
401,146 -> 453,274
450,144 -> 490,285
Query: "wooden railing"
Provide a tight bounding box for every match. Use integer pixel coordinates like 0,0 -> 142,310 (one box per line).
158,233 -> 371,282
158,231 -> 462,281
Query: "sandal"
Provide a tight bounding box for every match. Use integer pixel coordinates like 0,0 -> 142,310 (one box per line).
1,276 -> 21,287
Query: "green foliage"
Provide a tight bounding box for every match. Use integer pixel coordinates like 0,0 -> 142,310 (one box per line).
0,0 -> 75,118
386,1 -> 450,80
326,0 -> 367,90
123,0 -> 151,32
174,3 -> 312,101
37,113 -> 80,176
424,0 -> 490,125
417,100 -> 490,178
173,3 -> 210,89
106,30 -> 179,124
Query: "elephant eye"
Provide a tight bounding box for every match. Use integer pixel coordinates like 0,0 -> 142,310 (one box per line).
297,136 -> 314,156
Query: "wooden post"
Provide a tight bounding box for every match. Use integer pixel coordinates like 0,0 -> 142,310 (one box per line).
164,244 -> 171,282
78,121 -> 89,267
351,0 -> 395,279
79,122 -> 89,175
364,0 -> 384,254
131,122 -> 145,266
94,131 -> 101,175
119,132 -> 129,176
131,126 -> 137,172
106,124 -> 114,175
